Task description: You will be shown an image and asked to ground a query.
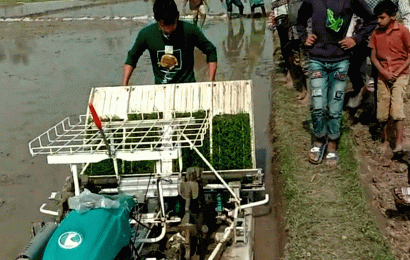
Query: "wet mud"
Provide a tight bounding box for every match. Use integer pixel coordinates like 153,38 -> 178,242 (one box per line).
0,3 -> 284,259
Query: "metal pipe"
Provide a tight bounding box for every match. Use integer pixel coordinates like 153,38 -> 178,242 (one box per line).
181,133 -> 240,204
136,223 -> 167,243
137,213 -> 158,255
207,222 -> 235,260
79,162 -> 90,175
16,222 -> 58,260
158,178 -> 166,218
113,157 -> 120,180
208,202 -> 239,260
240,194 -> 269,209
70,164 -> 80,196
39,203 -> 59,216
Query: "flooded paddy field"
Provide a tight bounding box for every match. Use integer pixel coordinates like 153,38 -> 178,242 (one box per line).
0,1 -> 282,258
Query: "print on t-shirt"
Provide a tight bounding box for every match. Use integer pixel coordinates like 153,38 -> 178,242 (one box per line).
157,49 -> 182,83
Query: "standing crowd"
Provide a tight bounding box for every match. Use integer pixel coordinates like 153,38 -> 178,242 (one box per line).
122,0 -> 410,170
271,0 -> 410,167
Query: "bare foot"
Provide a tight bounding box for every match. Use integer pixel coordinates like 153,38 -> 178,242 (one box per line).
285,72 -> 293,89
297,95 -> 309,107
296,92 -> 307,100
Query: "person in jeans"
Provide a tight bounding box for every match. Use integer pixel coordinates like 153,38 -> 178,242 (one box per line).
296,0 -> 376,165
223,0 -> 244,18
370,0 -> 410,154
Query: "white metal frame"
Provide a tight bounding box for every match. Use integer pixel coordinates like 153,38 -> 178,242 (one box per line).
28,115 -> 209,159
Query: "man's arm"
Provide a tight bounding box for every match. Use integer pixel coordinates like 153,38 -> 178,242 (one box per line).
351,0 -> 377,45
393,26 -> 410,77
193,25 -> 218,80
370,48 -> 394,82
394,55 -> 410,78
296,0 -> 313,45
123,28 -> 148,85
122,64 -> 135,86
207,61 -> 217,81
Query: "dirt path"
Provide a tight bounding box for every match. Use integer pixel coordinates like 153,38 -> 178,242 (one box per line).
349,93 -> 410,259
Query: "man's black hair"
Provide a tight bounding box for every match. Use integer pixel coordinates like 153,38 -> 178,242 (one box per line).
153,0 -> 179,24
374,0 -> 398,16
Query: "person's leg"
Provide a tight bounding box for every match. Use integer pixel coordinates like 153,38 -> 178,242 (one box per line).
275,15 -> 292,79
378,120 -> 390,154
198,4 -> 207,28
292,45 -> 308,100
232,0 -> 244,15
193,9 -> 199,25
226,0 -> 233,17
376,78 -> 391,151
261,5 -> 266,17
272,23 -> 285,75
346,44 -> 371,109
251,5 -> 255,18
348,44 -> 369,95
326,60 -> 350,165
390,74 -> 409,152
309,60 -> 329,163
395,120 -> 405,151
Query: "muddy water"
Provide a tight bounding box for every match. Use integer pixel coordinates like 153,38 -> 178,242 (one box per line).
38,0 -> 247,18
0,11 -> 280,260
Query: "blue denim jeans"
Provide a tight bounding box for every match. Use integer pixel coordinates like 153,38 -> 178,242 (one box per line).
309,59 -> 350,140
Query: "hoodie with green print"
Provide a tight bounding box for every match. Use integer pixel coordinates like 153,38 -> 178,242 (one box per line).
296,0 -> 377,62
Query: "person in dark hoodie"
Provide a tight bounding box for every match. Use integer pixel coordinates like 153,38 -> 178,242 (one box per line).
296,0 -> 377,166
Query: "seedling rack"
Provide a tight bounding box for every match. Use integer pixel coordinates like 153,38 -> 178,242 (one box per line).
27,80 -> 267,260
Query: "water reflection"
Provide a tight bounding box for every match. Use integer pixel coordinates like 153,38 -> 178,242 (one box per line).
245,18 -> 266,77
10,38 -> 34,65
223,18 -> 245,63
0,44 -> 6,63
105,37 -> 123,51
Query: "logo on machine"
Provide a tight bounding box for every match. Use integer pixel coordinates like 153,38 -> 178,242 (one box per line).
58,231 -> 83,249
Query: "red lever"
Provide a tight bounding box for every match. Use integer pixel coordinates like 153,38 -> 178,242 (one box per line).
89,102 -> 102,130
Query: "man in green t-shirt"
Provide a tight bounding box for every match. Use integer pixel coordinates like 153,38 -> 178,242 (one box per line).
122,0 -> 218,85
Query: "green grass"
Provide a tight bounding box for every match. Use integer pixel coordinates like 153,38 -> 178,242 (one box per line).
271,77 -> 395,259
